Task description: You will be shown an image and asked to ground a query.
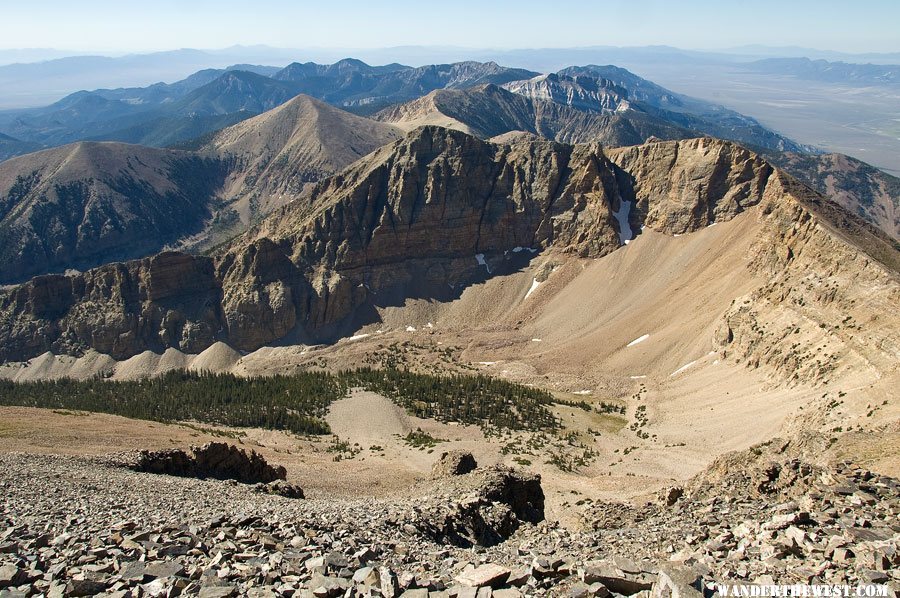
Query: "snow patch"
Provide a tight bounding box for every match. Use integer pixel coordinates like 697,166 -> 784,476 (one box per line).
475,253 -> 492,273
426,322 -> 434,329
346,333 -> 370,342
405,326 -> 417,332
629,375 -> 647,379
531,338 -> 542,342
524,278 -> 541,300
670,360 -> 698,377
512,246 -> 539,254
626,334 -> 650,347
612,199 -> 633,245
478,361 -> 496,366
572,390 -> 593,395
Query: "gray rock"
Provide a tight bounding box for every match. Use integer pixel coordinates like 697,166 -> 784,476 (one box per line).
651,565 -> 704,598
455,564 -> 511,588
65,579 -> 108,596
199,586 -> 238,598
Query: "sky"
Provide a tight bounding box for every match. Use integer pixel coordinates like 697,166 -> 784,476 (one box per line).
1,0 -> 897,54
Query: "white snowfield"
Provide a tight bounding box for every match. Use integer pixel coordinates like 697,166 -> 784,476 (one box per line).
627,334 -> 650,347
670,360 -> 698,376
524,278 -> 541,300
612,199 -> 633,245
475,253 -> 491,273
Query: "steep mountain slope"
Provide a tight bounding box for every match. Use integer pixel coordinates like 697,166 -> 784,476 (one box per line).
172,70 -> 299,116
1,127 -> 896,409
201,94 -> 403,224
0,96 -> 405,279
767,151 -> 900,241
375,85 -> 694,146
0,142 -> 227,283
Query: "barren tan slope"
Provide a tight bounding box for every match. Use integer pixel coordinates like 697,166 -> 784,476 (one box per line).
203,94 -> 403,222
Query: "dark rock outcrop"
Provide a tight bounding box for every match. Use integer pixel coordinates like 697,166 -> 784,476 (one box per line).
412,465 -> 545,547
127,442 -> 288,485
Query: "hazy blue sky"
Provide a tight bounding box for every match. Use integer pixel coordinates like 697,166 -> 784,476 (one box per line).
1,0 -> 896,54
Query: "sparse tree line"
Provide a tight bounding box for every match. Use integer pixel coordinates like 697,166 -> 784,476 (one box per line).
0,367 -> 561,435
344,368 -> 559,431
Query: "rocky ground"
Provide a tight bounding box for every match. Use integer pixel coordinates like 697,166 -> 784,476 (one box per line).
1,439 -> 897,598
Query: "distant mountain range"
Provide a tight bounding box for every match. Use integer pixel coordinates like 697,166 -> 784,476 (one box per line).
0,57 -> 896,285
742,58 -> 900,86
0,60 -> 534,153
0,58 -> 808,161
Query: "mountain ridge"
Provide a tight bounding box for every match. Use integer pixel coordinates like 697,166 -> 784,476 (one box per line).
374,84 -> 695,146
1,128 -> 896,399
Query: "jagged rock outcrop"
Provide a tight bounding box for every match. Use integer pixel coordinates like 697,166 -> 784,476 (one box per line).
606,137 -> 774,234
502,73 -> 633,113
125,442 -> 287,484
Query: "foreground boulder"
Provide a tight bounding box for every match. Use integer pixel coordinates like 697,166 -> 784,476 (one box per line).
432,450 -> 478,477
126,442 -> 288,485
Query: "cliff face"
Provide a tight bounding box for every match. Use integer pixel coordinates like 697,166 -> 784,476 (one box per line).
606,138 -> 774,234
1,127 -> 896,374
0,252 -> 223,360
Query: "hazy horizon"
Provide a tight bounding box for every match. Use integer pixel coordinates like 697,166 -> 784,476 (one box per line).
1,0 -> 898,55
